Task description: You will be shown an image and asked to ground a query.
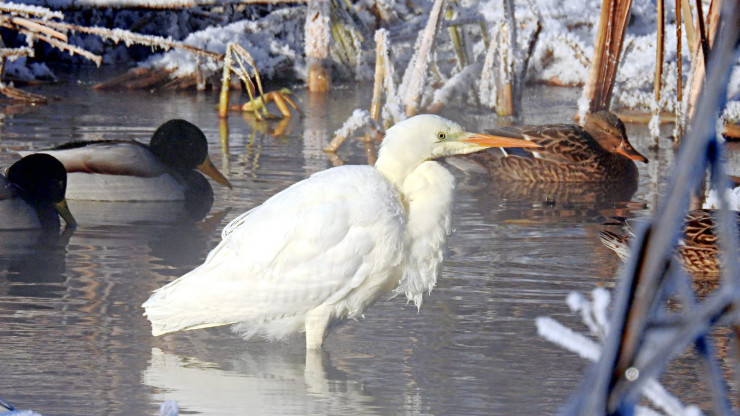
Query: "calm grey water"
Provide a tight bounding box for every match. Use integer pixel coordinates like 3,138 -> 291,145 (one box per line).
0,70 -> 730,415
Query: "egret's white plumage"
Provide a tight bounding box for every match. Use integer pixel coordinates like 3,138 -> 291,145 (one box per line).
143,114 -> 538,349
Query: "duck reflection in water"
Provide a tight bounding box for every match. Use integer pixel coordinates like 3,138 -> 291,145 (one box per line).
0,227 -> 74,299
600,209 -> 740,296
0,154 -> 76,299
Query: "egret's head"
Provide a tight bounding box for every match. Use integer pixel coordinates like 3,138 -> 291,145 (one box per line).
378,115 -> 539,167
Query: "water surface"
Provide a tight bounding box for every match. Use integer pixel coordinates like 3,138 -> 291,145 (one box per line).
0,71 -> 730,415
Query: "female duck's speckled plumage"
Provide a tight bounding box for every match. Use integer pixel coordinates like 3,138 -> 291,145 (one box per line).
600,209 -> 739,277
467,111 -> 648,182
20,119 -> 231,202
0,154 -> 76,229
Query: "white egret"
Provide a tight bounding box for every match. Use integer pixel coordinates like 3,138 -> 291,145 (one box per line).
142,114 -> 538,349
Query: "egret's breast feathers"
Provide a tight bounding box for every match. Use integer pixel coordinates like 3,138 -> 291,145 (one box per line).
396,161 -> 456,308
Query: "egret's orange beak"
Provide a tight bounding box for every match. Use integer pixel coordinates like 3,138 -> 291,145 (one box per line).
462,132 -> 541,149
197,156 -> 233,189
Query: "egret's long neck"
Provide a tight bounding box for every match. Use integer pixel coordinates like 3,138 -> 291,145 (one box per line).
374,137 -> 427,193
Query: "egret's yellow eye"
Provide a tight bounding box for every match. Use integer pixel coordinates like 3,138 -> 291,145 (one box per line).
437,132 -> 446,141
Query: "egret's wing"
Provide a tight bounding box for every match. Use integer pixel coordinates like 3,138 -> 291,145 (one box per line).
20,141 -> 168,177
144,165 -> 406,338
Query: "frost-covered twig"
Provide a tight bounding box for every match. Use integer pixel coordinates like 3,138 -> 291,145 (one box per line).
324,108 -> 376,152
305,0 -> 331,92
428,60 -> 481,113
0,3 -> 63,21
0,6 -> 103,67
46,21 -> 222,61
398,0 -> 445,116
219,43 -> 269,120
537,289 -> 704,416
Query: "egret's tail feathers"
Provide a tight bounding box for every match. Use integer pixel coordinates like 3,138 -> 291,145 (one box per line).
149,320 -> 232,337
142,278 -> 237,337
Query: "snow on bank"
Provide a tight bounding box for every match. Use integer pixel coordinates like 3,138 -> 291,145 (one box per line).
4,0 -> 739,117
143,6 -> 305,80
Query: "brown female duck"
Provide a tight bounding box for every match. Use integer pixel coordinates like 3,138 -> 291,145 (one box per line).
466,111 -> 648,182
600,209 -> 739,277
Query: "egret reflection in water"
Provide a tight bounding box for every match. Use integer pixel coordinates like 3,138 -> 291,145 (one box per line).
144,346 -> 377,415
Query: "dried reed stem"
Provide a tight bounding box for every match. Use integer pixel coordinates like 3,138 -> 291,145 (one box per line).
305,0 -> 331,92
45,20 -> 222,61
694,0 -> 709,65
680,0 -> 697,57
369,31 -> 386,122
7,16 -> 67,42
218,46 -> 233,119
219,43 -> 267,120
0,82 -> 49,103
497,20 -> 514,116
674,0 -> 684,138
685,0 -> 718,122
446,0 -> 468,68
652,0 -> 665,142
583,0 -> 633,113
399,0 -> 445,116
35,31 -> 102,66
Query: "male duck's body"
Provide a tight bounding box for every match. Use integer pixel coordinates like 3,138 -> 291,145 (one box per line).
21,119 -> 231,202
0,154 -> 76,229
466,111 -> 648,183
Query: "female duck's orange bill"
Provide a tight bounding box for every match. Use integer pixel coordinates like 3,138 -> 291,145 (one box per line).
616,140 -> 649,163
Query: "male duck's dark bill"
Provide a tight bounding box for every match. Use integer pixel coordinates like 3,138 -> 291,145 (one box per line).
197,156 -> 232,189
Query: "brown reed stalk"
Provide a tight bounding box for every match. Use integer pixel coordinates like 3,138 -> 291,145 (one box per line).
496,0 -> 515,116
305,0 -> 332,92
583,0 -> 633,113
694,0 -> 709,64
652,0 -> 664,142
446,0 -> 468,68
685,0 -> 717,122
706,0 -> 721,47
674,0 -> 684,138
680,0 -> 697,57
218,43 -> 265,120
399,0 -> 445,116
218,47 -> 233,119
369,31 -> 385,122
